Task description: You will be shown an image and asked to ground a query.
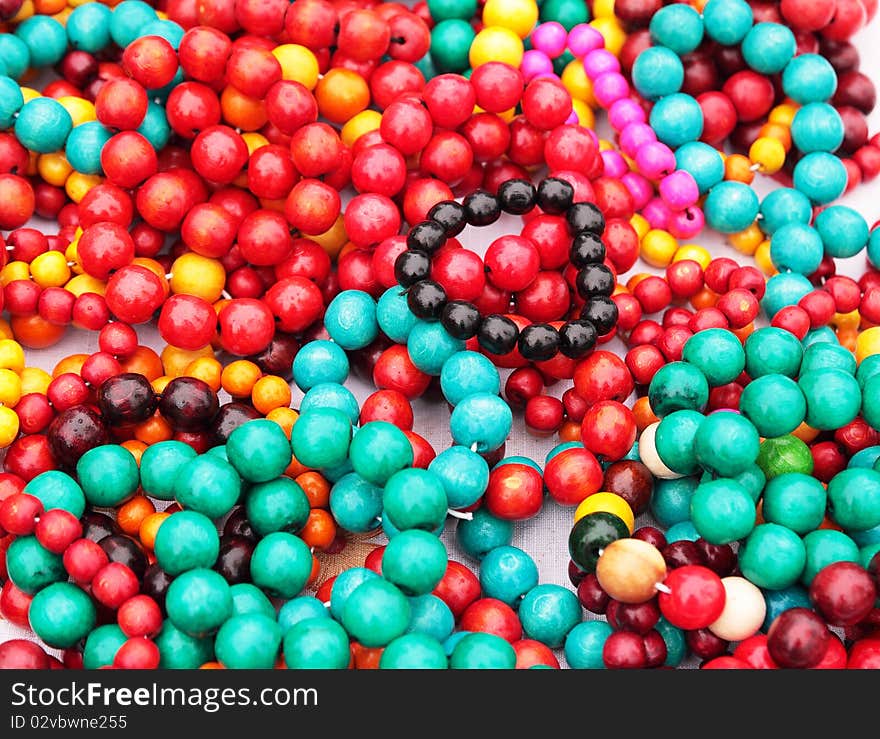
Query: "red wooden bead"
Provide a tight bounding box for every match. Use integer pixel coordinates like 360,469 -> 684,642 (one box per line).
432,560 -> 480,620
580,400 -> 637,462
117,594 -> 163,638
459,598 -> 523,643
485,463 -> 543,520
544,447 -> 603,506
63,538 -> 110,585
658,565 -> 726,630
34,509 -> 82,554
0,493 -> 42,536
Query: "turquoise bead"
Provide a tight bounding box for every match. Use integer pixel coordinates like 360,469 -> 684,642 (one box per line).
827,468 -> 880,531
648,361 -> 709,417
0,36 -> 28,81
803,326 -> 837,349
769,222 -> 824,275
300,382 -> 360,425
859,355 -> 880,389
865,376 -> 880,431
23,470 -> 85,518
790,103 -> 844,154
83,624 -> 126,670
322,456 -> 354,483
382,529 -> 448,595
414,51 -> 438,81
406,594 -> 454,642
0,75 -> 22,129
381,634 -> 447,669
229,583 -> 275,619
215,614 -> 281,669
741,23 -> 796,74
739,373 -> 806,438
456,508 -> 514,559
278,596 -> 329,634
652,618 -> 685,667
15,97 -> 72,154
443,630 -> 473,656
762,472 -> 826,535
800,342 -> 856,376
733,464 -> 766,502
137,101 -> 171,150
342,578 -> 411,648
427,0 -> 477,22
744,327 -> 804,377
450,392 -> 512,452
564,620 -> 612,669
665,520 -> 700,542
324,290 -> 378,350
650,476 -> 698,528
142,18 -> 184,48
6,536 -> 65,594
153,510 -> 219,575
861,542 -> 880,569
147,65 -> 184,103
14,16 -> 67,66
631,46 -> 683,100
246,477 -> 310,536
815,205 -> 869,258
292,339 -> 349,391
450,632 -> 516,669
761,272 -> 813,319
284,617 -> 350,669
377,287 -> 418,343
139,441 -> 197,501
329,473 -> 383,533
29,582 -> 96,649
76,444 -> 139,508
869,228 -> 880,269
227,418 -> 292,483
702,0 -> 753,45
330,567 -> 379,621
479,546 -> 539,608
761,586 -> 811,631
682,328 -> 745,386
793,152 -> 847,204
539,0 -> 589,29
649,93 -> 703,148
782,53 -> 837,104
851,446 -> 880,469
382,508 -> 445,539
799,369 -> 861,430
519,584 -> 582,648
675,142 -> 724,194
430,19 -> 474,73
66,3 -> 113,53
349,420 -> 413,485
429,446 -> 489,510
704,181 -> 759,234
250,532 -> 313,598
758,188 -> 813,235
383,467 -> 448,532
649,3 -> 703,55
440,350 -> 500,406
173,454 -> 241,520
408,321 -> 465,376
690,478 -> 755,544
545,442 -> 581,465
852,522 -> 880,547
495,455 -> 543,474
155,621 -> 214,669
290,407 -> 351,469
739,523 -> 806,590
654,410 -> 703,475
109,0 -> 158,48
166,568 -> 232,637
801,529 -> 860,586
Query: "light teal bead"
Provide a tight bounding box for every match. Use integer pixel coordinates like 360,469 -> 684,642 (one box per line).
783,53 -> 837,104
382,529 -> 448,595
443,630 -> 472,656
860,543 -> 880,569
450,392 -> 512,452
649,3 -> 703,55
734,464 -> 766,502
65,121 -> 112,175
742,23 -> 796,74
215,614 -> 281,669
153,510 -> 219,575
450,632 -> 516,669
650,476 -> 698,528
851,446 -> 880,469
852,522 -> 880,547
109,0 -> 158,48
479,546 -> 539,608
324,290 -> 378,350
290,407 -> 351,469
414,52 -> 437,81
292,340 -> 349,391
799,369 -> 861,430
859,355 -> 880,389
6,536 -> 65,594
278,596 -> 328,634
769,222 -> 824,275
545,442 -> 580,465
329,473 -> 383,533
429,446 -> 489,510
861,374 -> 880,431
827,468 -> 880,531
29,582 -> 96,649
83,624 -> 126,670
648,361 -> 709,417
739,374 -> 806,438
682,328 -> 745,386
322,455 -> 354,484
383,467 -> 448,532
440,350 -> 500,406
793,152 -> 848,205
146,65 -> 183,103
406,594 -> 454,642
284,617 -> 350,669
15,97 -> 72,154
869,228 -> 880,269
139,440 -> 197,501
382,508 -> 445,539
155,621 -> 214,669
803,326 -> 838,349
649,93 -> 703,148
456,507 -> 514,559
675,141 -> 724,194
801,529 -> 860,586
758,188 -> 813,236
0,36 -> 29,80
690,478 -> 756,544
173,454 -> 241,520
76,444 -> 139,508
739,523 -> 806,590
761,585 -> 811,631
430,19 -> 474,73
141,18 -> 184,48
519,584 -> 581,648
407,321 -> 465,376
704,181 -> 760,234
246,477 -> 310,536
349,421 -> 413,486
229,583 -> 275,619
342,578 -> 411,648
631,46 -> 683,100
702,0 -> 753,45
564,620 -> 612,669
226,418 -> 291,483
377,287 -> 418,343
302,383 -> 359,427
665,520 -> 700,542
745,327 -> 804,379
165,568 -> 232,637
655,410 -> 704,475
137,101 -> 171,150
251,532 -> 313,599
800,342 -> 856,376
814,205 -> 869,258
329,567 -> 379,621
0,75 -> 22,128
23,471 -> 85,518
67,3 -> 113,53
495,455 -> 543,474
14,16 -> 67,66
381,633 -> 448,669
761,273 -> 814,319
790,102 -> 844,154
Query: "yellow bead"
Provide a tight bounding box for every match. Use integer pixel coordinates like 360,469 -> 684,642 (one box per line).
57,96 -> 96,127
37,153 -> 73,188
241,132 -> 269,155
184,356 -> 223,391
592,0 -> 615,17
306,215 -> 348,260
749,136 -> 786,175
161,344 -> 215,378
496,106 -> 516,123
835,308 -> 861,332
266,406 -> 298,438
65,171 -> 101,203
598,139 -> 615,152
0,368 -> 21,407
590,17 -> 626,56
19,366 -> 51,395
672,244 -> 712,270
641,229 -> 678,268
469,26 -> 524,69
30,250 -> 71,288
131,258 -> 170,298
481,0 -> 538,38
769,103 -> 798,127
65,273 -> 106,297
0,261 -> 30,286
19,86 -> 40,104
571,99 -> 595,129
65,241 -> 84,275
341,109 -> 382,148
856,326 -> 880,364
0,339 -> 25,373
170,253 -> 226,302
630,213 -> 650,241
272,45 -> 319,89
561,60 -> 596,107
251,374 -> 293,415
68,0 -> 96,6
728,223 -> 764,256
11,0 -> 33,22
0,405 -> 20,448
52,6 -> 72,24
754,239 -> 777,276
574,492 -> 635,534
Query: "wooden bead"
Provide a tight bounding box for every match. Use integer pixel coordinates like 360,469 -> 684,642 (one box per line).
596,538 -> 667,604
707,576 -> 766,642
638,422 -> 684,480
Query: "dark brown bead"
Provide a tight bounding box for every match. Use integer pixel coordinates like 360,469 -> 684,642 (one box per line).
602,460 -> 653,514
80,511 -> 119,543
97,373 -> 157,425
47,405 -> 109,469
223,506 -> 257,541
158,377 -> 219,432
98,534 -> 148,581
214,535 -> 254,584
142,563 -> 173,611
210,402 -> 262,446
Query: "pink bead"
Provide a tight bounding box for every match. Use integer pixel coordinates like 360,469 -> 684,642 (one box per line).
619,123 -> 656,158
583,49 -> 620,80
520,50 -> 555,82
567,24 -> 604,57
668,206 -> 705,240
601,150 -> 628,179
565,110 -> 579,125
622,172 -> 653,210
531,22 -> 568,57
608,98 -> 647,132
643,197 -> 672,230
634,140 -> 676,179
659,171 -> 699,210
593,72 -> 629,107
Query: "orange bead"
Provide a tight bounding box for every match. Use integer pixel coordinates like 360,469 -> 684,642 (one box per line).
221,360 -> 262,397
34,0 -> 65,15
724,153 -> 755,184
139,511 -> 170,551
131,258 -> 170,297
266,407 -> 298,438
120,345 -> 164,381
633,395 -> 659,432
817,515 -> 844,532
53,353 -> 89,377
11,314 -> 65,349
626,273 -> 652,291
758,122 -> 792,151
117,496 -> 156,536
151,376 -> 172,394
134,412 -> 174,445
731,321 -> 754,342
161,345 -> 214,378
284,452 -> 312,479
837,327 -> 858,352
791,421 -> 820,443
120,439 -> 148,465
296,471 -> 331,509
300,508 -> 337,550
337,241 -> 362,262
306,555 -> 320,588
251,374 -> 292,415
315,68 -> 370,124
351,642 -> 383,669
558,420 -> 581,443
185,356 -> 222,391
220,86 -> 268,131
755,499 -> 765,526
690,286 -> 719,310
199,662 -> 225,670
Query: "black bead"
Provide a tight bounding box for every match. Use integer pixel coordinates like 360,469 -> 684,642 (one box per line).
394,249 -> 431,287
581,295 -> 619,335
570,232 -> 607,267
537,177 -> 575,214
441,300 -> 482,340
97,372 -> 157,425
498,179 -> 537,215
407,279 -> 447,320
559,320 -> 598,358
427,200 -> 467,237
567,201 -> 605,235
477,314 -> 519,355
214,535 -> 254,584
142,564 -> 173,611
99,534 -> 149,581
223,506 -> 257,541
407,220 -> 447,253
576,263 -> 615,299
463,190 -> 501,226
80,511 -> 119,543
158,376 -> 219,432
517,323 -> 561,361
211,402 -> 262,446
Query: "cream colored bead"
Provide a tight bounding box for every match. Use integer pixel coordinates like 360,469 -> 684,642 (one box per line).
638,422 -> 684,480
708,576 -> 766,642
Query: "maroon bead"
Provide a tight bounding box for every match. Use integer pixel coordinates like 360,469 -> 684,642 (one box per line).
142,563 -> 173,611
662,540 -> 706,569
97,372 -> 157,425
766,607 -> 831,668
214,535 -> 254,584
568,559 -> 587,587
614,599 -> 661,635
98,534 -> 148,581
159,376 -> 219,432
602,630 -> 647,669
504,367 -> 544,409
248,332 -> 299,381
577,573 -> 610,614
642,629 -> 668,668
695,539 -> 737,577
80,510 -> 119,543
809,561 -> 877,626
47,405 -> 109,469
686,628 -> 728,660
633,526 -> 667,550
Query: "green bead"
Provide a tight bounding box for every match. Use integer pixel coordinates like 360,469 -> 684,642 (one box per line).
681,328 -> 745,387
739,374 -> 806,438
382,529 -> 448,596
226,419 -> 292,483
153,510 -> 219,575
756,435 -> 814,479
383,468 -> 448,532
155,620 -> 214,669
277,596 -> 329,634
139,440 -> 197,501
23,471 -> 85,517
654,410 -> 704,475
229,583 -> 276,619
801,529 -> 859,586
75,444 -> 139,508
689,479 -> 756,544
250,532 -> 313,598
762,473 -> 827,535
173,454 -> 241,520
430,19 -> 474,73
518,584 -> 582,648
215,614 -> 281,669
381,634 -> 448,669
733,464 -> 766,502
329,567 -> 379,621
283,617 -> 350,669
827,468 -> 880,531
342,578 -> 411,648
450,632 -> 516,669
744,327 -> 803,378
539,0 -> 589,30
568,511 -> 629,573
6,536 -> 65,594
739,523 -> 806,590
349,421 -> 414,486
426,0 -> 477,22
165,568 -> 233,637
694,411 -> 760,478
800,341 -> 857,376
648,361 -> 709,417
290,407 -> 351,470
245,477 -> 310,536
83,624 -> 127,670
798,369 -> 862,430
29,582 -> 96,648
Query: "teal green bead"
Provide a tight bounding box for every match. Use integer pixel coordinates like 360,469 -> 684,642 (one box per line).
278,596 -> 328,634
141,19 -> 184,48
479,545 -> 539,608
853,522 -> 880,548
762,473 -> 826,534
428,446 -> 489,510
869,227 -> 880,269
801,529 -> 860,586
450,632 -> 516,669
564,620 -> 612,669
545,442 -> 580,465
66,3 -> 113,53
349,421 -> 413,486
377,287 -> 418,343
215,614 -> 281,669
342,578 -> 411,648
414,51 -> 438,81
655,617 -> 686,667
552,50 -> 575,76
383,467 -> 448,532
649,3 -> 703,55
450,392 -> 511,453
769,222 -> 824,275
827,468 -> 880,531
166,568 -> 232,637
689,479 -> 756,545
675,142 -> 724,194
0,36 -> 29,80
0,75 -> 22,129
329,473 -> 383,533
29,582 -> 96,649
23,470 -> 85,518
632,46 -> 683,100
283,617 -> 350,669
250,532 -> 313,598
739,523 -> 806,589
440,350 -> 500,406
137,440 -> 197,501
744,327 -> 804,378
443,630 -> 472,656
650,476 -> 699,528
324,290 -> 378,350
381,634 -> 448,669
801,342 -> 856,376
649,93 -> 703,148
742,23 -> 796,74
330,567 -> 379,621
799,369 -> 861,430
456,507 -> 514,559
814,205 -> 869,258
756,434 -> 814,479
109,0 -> 158,48
408,321 -> 465,376
406,594 -> 454,642
782,53 -> 837,104
519,584 -> 582,648
704,181 -> 759,234
173,454 -> 241,520
153,510 -> 219,575
761,272 -> 814,319
382,529 -> 448,595
83,624 -> 126,670
15,97 -> 72,154
539,0 -> 589,29
860,542 -> 880,569
382,509 -> 445,539
681,328 -> 745,387
852,446 -> 880,469
6,536 -> 65,594
146,65 -> 183,103
694,411 -> 759,478
245,477 -> 310,536
648,361 -> 709,417
654,410 -> 703,475
790,102 -> 844,154
321,456 -> 353,483
666,520 -> 700,542
859,355 -> 880,390
300,382 -> 360,425
14,16 -> 66,66
495,455 -> 543,474
290,407 -> 351,469
733,464 -> 766,502
803,326 -> 837,349
136,100 -> 171,150
761,586 -> 811,631
427,0 -> 477,21
739,374 -> 806,438
701,0 -> 753,45
568,511 -> 630,572
227,419 -> 292,483
292,340 -> 349,392
864,375 -> 880,431
430,19 -> 474,73
758,188 -> 813,236
155,620 -> 214,669
793,152 -> 848,205
76,444 -> 139,508
229,583 -> 275,619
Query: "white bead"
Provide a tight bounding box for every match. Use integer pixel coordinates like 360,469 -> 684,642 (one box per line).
638,422 -> 684,480
708,576 -> 766,642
